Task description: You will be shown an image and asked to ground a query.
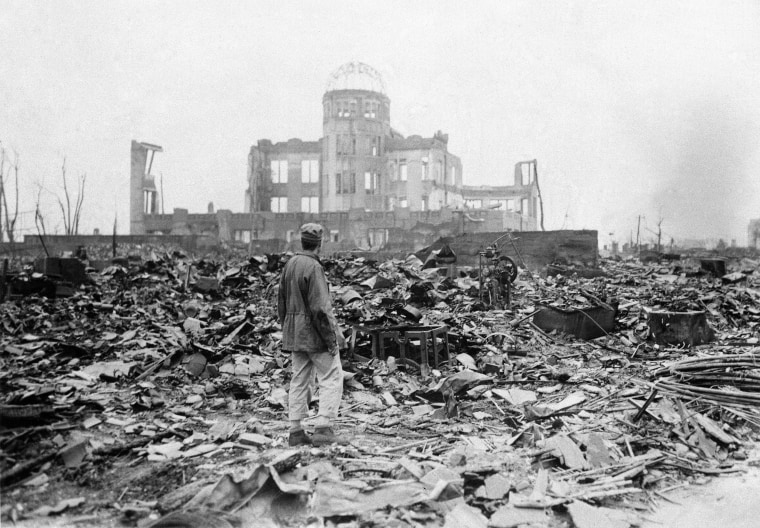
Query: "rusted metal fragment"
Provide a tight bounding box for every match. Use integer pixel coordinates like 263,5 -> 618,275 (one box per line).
647,310 -> 714,346
533,304 -> 616,340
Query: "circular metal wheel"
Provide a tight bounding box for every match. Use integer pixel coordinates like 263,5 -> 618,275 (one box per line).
497,256 -> 518,283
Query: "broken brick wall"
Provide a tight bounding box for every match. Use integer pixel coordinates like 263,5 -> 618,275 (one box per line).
423,230 -> 599,271
1,235 -> 216,260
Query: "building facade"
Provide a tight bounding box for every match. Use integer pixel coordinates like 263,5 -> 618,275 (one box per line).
462,160 -> 541,230
246,64 -> 467,221
131,62 -> 540,250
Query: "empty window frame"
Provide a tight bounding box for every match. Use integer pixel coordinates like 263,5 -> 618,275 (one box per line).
521,198 -> 529,215
421,159 -> 429,180
270,197 -> 288,212
399,161 -> 408,181
521,163 -> 535,185
233,230 -> 251,243
336,172 -> 355,194
271,160 -> 288,183
367,228 -> 388,248
301,159 -> 319,183
363,101 -> 377,119
399,196 -> 408,208
143,190 -> 157,214
506,199 -> 515,211
364,171 -> 380,194
330,230 -> 339,242
337,135 -> 355,156
370,136 -> 381,156
465,199 -> 482,209
364,101 -> 378,119
492,199 -> 507,210
301,196 -> 319,212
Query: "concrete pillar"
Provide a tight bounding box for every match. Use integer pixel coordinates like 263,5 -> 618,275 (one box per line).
171,208 -> 190,235
216,209 -> 232,242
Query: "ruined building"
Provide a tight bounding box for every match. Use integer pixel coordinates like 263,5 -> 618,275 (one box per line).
130,62 -> 540,250
749,219 -> 760,249
129,141 -> 163,235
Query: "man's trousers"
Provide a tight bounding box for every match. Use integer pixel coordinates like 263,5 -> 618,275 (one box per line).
288,350 -> 343,423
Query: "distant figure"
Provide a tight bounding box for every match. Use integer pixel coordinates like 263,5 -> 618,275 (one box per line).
74,245 -> 88,261
278,223 -> 345,446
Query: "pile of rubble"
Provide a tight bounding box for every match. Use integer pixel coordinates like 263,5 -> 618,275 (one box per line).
1,248 -> 760,527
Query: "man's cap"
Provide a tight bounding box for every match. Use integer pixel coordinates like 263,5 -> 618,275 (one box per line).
300,223 -> 324,243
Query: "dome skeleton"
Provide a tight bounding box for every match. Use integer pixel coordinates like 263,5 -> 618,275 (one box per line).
326,62 -> 387,95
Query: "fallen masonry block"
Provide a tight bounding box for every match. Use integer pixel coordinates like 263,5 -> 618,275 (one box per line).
722,272 -> 747,284
700,258 -> 727,277
647,310 -> 714,346
533,304 -> 616,340
194,276 -> 220,293
7,274 -> 63,298
34,257 -> 88,285
238,432 -> 273,446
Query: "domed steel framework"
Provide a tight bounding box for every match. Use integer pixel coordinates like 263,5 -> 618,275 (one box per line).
325,61 -> 386,94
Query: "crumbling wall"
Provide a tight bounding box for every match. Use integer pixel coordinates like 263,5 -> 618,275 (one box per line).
422,230 -> 599,271
1,235 -> 215,259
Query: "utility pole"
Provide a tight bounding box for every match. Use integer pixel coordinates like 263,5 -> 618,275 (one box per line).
656,217 -> 663,253
248,171 -> 255,257
248,159 -> 260,257
636,215 -> 641,259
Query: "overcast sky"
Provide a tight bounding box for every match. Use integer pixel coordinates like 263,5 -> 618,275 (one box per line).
1,0 -> 759,246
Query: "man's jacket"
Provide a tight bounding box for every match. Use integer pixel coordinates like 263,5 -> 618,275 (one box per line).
278,252 -> 338,353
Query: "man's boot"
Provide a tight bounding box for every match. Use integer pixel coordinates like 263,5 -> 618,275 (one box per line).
288,429 -> 312,447
312,426 -> 346,446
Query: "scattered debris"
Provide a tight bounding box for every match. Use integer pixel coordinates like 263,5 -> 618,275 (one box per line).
1,247 -> 760,526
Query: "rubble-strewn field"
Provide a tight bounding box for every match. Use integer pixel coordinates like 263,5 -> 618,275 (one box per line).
2,247 -> 760,528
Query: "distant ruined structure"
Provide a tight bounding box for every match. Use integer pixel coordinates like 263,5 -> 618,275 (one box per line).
129,62 -> 541,251
129,141 -> 163,235
749,219 -> 760,249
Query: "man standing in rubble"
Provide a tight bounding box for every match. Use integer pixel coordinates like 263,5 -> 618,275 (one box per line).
278,223 -> 344,446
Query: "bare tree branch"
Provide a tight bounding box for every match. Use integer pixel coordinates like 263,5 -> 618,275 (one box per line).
0,144 -> 20,249
51,157 -> 86,236
61,157 -> 73,235
34,185 -> 49,257
73,173 -> 86,235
